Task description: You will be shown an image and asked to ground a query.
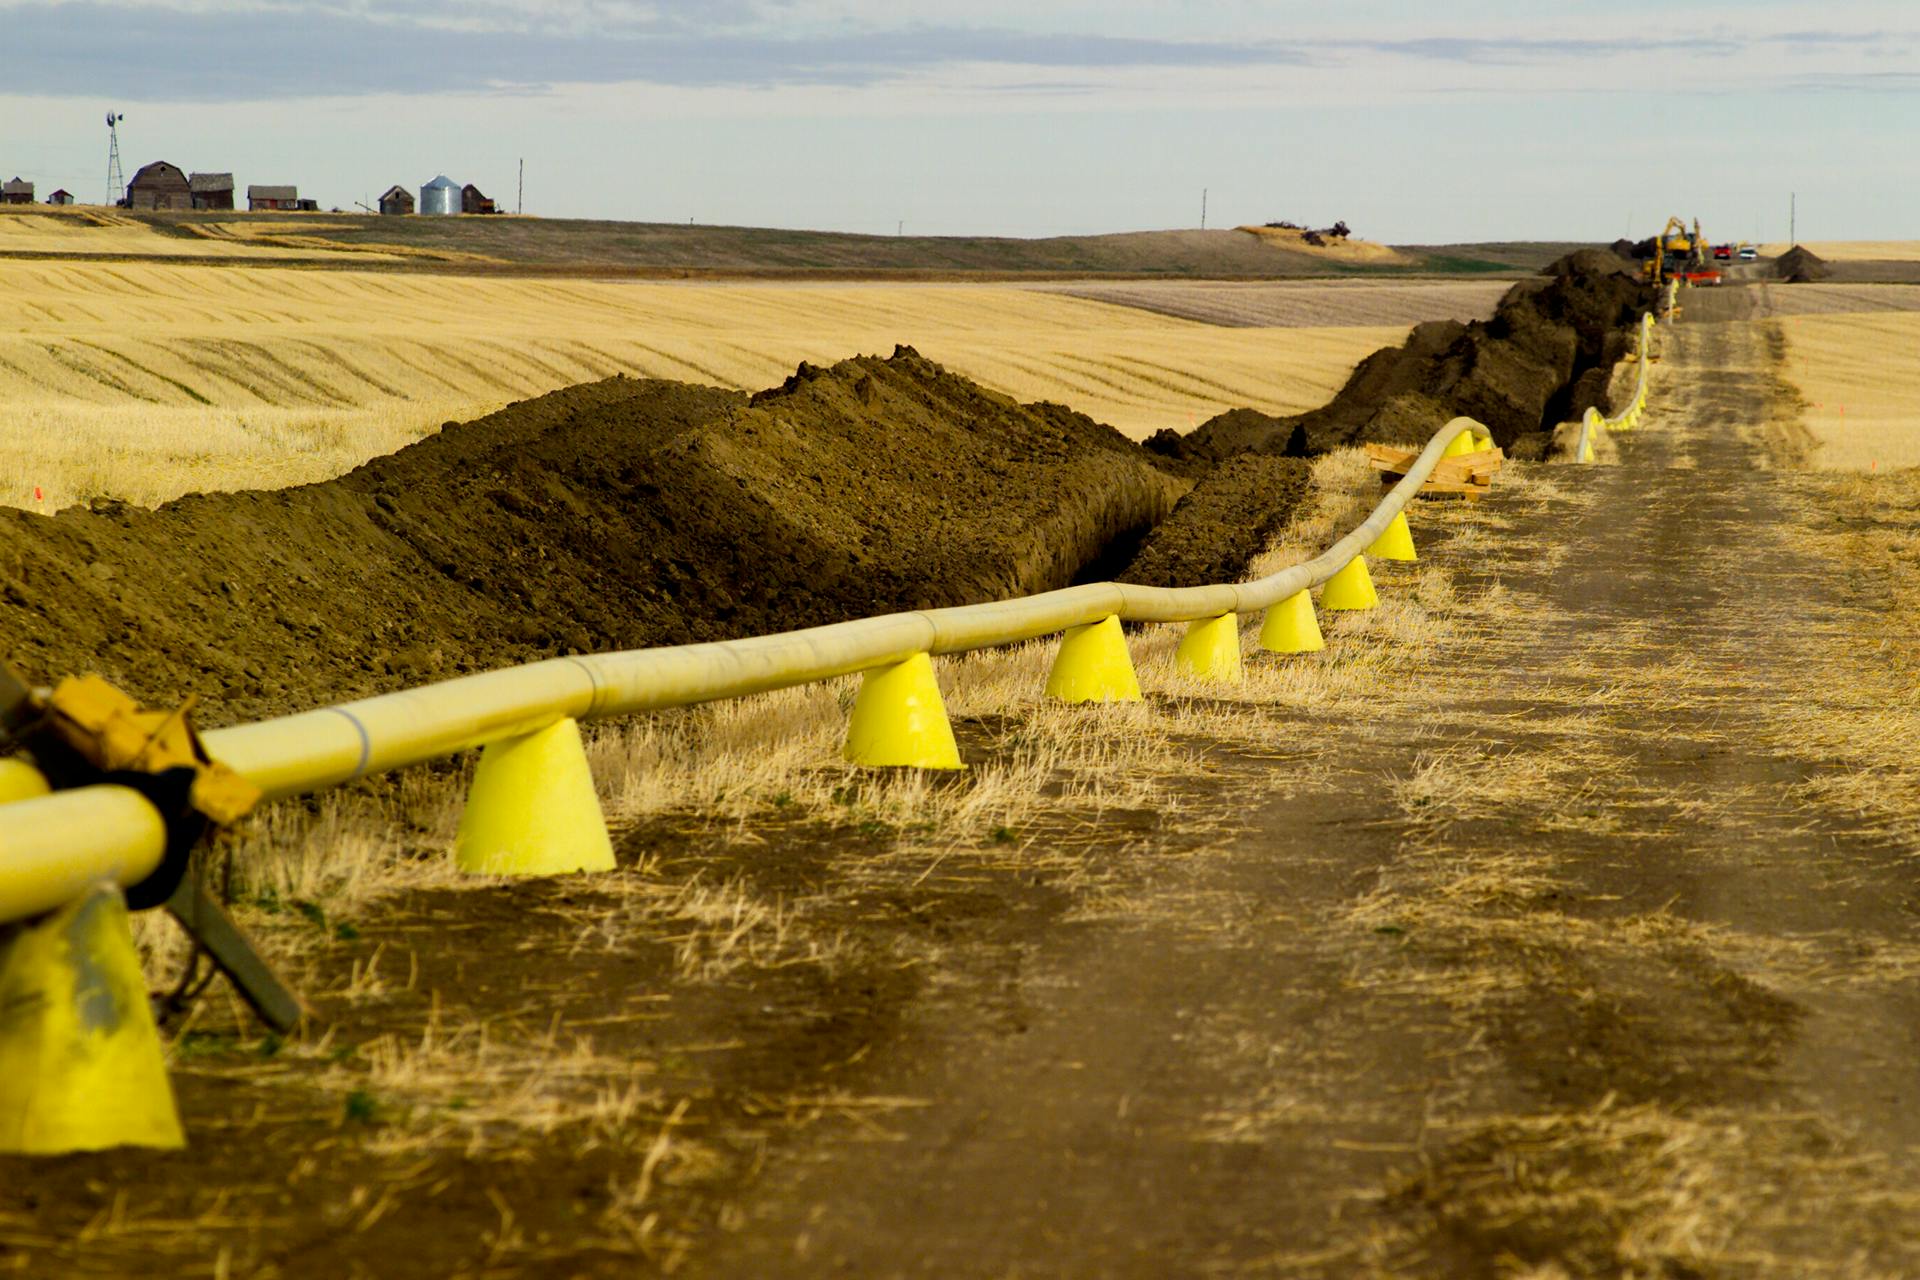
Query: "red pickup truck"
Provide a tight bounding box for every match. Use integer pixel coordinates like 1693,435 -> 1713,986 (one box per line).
1712,244 -> 1734,261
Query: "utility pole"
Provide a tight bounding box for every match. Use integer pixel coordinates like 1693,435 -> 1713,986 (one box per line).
517,158 -> 524,215
1789,191 -> 1796,247
1201,188 -> 1208,230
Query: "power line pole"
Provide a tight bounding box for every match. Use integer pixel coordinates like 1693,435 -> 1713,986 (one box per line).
1201,188 -> 1207,230
1789,191 -> 1796,247
517,158 -> 524,215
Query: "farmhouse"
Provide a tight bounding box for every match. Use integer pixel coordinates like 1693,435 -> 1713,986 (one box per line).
127,161 -> 191,210
462,183 -> 496,215
1,177 -> 32,205
378,184 -> 414,215
47,189 -> 74,205
190,173 -> 235,211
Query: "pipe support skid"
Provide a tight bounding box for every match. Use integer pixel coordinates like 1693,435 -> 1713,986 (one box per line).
4,416 -> 1496,913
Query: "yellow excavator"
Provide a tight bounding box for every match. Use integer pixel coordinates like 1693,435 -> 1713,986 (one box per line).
1644,216 -> 1719,286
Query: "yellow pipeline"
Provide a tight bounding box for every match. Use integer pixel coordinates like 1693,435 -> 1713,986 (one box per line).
1574,311 -> 1657,463
0,787 -> 166,924
2,417 -> 1497,910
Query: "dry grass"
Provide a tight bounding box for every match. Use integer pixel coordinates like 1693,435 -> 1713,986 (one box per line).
1774,311 -> 1920,469
0,258 -> 1407,509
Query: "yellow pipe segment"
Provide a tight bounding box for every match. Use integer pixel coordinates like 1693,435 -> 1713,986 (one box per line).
0,786 -> 167,924
5,415 -> 1496,914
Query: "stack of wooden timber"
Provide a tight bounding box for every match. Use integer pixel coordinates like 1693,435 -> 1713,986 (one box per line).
1365,442 -> 1504,501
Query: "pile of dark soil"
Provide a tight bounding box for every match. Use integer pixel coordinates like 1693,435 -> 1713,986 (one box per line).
1776,246 -> 1832,283
1,349 -> 1185,723
1114,457 -> 1313,588
1146,248 -> 1652,464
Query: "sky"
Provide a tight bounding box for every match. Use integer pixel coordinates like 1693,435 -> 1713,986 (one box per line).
0,0 -> 1915,243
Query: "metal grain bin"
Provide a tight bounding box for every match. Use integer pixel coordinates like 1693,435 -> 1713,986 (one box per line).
419,175 -> 461,216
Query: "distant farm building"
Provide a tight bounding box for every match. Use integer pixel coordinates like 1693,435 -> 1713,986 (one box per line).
419,175 -> 460,215
378,184 -> 414,215
47,189 -> 74,206
248,184 -> 299,211
127,161 -> 191,210
461,183 -> 496,215
1,177 -> 32,205
189,172 -> 234,211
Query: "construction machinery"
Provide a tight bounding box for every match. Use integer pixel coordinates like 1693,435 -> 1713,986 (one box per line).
1645,216 -> 1721,287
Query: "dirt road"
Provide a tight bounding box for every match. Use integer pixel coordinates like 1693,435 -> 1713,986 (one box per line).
693,288 -> 1920,1275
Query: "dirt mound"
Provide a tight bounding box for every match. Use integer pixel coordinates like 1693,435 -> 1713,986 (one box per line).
2,350 -> 1186,723
1776,246 -> 1832,283
1114,456 -> 1313,588
1145,249 -> 1650,463
1238,224 -> 1410,266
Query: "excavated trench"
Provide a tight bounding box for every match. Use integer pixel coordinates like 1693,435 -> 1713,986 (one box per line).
0,252 -> 1649,725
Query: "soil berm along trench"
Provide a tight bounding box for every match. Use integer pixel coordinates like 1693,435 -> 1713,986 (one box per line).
7,262 -> 1920,1275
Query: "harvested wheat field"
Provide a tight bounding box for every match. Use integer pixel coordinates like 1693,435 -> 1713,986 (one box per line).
1770,305 -> 1920,469
1045,278 -> 1510,328
14,236 -> 1920,1280
0,205 -> 379,260
0,258 -> 1415,509
1760,240 -> 1920,261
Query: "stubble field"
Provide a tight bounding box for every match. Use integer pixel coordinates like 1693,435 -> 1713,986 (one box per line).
1765,285 -> 1920,470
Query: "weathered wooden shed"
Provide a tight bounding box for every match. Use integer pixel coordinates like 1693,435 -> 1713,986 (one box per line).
378,184 -> 414,215
0,178 -> 33,205
461,183 -> 496,215
127,161 -> 191,210
248,184 -> 299,212
47,189 -> 74,206
189,173 -> 235,211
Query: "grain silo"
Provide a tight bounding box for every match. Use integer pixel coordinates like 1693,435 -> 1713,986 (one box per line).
419,175 -> 461,216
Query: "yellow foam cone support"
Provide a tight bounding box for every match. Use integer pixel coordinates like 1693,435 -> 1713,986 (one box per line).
455,717 -> 617,876
844,653 -> 963,769
1259,589 -> 1324,655
1366,510 -> 1417,562
0,759 -> 50,805
0,882 -> 184,1153
1443,429 -> 1479,458
1044,616 -> 1141,704
1175,613 -> 1243,684
1321,555 -> 1379,611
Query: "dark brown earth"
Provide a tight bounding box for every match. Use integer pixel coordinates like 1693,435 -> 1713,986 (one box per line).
1108,455 -> 1313,588
1777,245 -> 1834,283
1147,248 -> 1653,463
0,349 -> 1185,724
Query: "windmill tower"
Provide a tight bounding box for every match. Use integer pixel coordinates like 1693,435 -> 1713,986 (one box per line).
105,112 -> 125,206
